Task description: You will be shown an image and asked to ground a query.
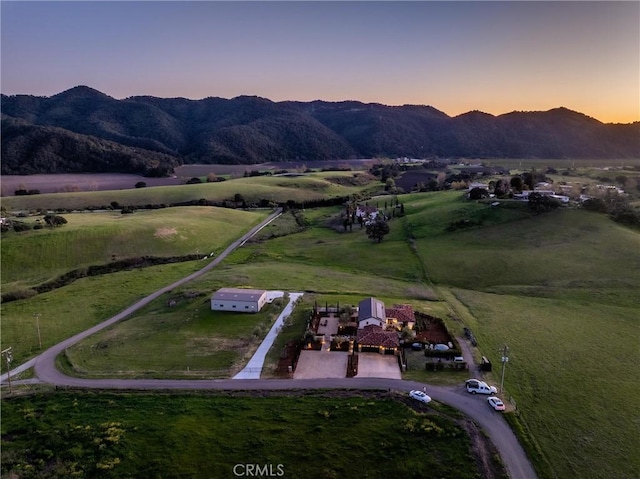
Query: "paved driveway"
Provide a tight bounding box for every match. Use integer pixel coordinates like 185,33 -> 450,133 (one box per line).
356,353 -> 401,379
293,351 -> 348,379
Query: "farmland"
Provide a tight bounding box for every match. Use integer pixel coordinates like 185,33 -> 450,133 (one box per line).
0,171 -> 377,211
1,168 -> 639,479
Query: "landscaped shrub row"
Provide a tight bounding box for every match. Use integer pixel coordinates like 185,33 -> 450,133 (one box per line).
0,254 -> 201,303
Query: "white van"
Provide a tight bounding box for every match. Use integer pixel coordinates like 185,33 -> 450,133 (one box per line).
465,379 -> 497,395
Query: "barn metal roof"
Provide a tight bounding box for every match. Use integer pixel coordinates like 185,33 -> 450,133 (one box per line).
212,288 -> 267,302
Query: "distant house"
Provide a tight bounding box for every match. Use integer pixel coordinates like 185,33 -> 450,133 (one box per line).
385,304 -> 416,330
211,288 -> 267,313
358,297 -> 386,329
356,325 -> 400,355
355,205 -> 379,225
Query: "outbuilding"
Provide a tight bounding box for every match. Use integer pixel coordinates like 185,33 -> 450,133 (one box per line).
211,288 -> 267,313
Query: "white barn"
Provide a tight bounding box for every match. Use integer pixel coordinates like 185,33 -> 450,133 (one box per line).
211,288 -> 267,313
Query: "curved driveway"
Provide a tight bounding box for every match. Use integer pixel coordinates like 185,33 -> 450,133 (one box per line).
9,206 -> 537,479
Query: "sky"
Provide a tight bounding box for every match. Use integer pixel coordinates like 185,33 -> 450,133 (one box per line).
1,1 -> 638,124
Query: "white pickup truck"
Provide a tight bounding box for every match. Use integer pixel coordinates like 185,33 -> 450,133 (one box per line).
465,379 -> 497,395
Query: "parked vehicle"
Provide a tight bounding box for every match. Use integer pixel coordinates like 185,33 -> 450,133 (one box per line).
465,379 -> 497,395
488,396 -> 506,411
409,390 -> 432,404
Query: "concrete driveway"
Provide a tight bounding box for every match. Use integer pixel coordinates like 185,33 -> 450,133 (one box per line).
293,351 -> 348,379
356,353 -> 401,379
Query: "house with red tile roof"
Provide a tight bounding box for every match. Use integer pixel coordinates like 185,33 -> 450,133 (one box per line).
385,304 -> 416,330
356,325 -> 400,355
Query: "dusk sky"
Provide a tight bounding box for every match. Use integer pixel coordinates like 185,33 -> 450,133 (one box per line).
1,1 -> 638,124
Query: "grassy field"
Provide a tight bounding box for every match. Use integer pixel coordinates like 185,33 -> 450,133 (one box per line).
1,171 -> 377,211
2,178 -> 639,479
1,390 -> 502,479
1,207 -> 268,290
61,296 -> 287,379
448,288 -> 639,479
0,262 -> 204,371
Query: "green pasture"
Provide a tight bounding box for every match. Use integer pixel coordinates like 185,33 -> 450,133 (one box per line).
449,288 -> 639,479
0,262 -> 204,371
1,207 -> 268,290
1,391 -> 498,479
414,208 -> 639,305
1,171 -> 376,211
3,180 -> 639,479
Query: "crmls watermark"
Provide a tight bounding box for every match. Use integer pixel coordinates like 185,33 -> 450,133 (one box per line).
232,464 -> 285,477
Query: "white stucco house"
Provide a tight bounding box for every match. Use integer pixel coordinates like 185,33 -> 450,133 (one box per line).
357,297 -> 386,329
211,288 -> 268,313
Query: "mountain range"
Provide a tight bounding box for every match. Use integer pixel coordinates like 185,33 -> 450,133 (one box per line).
2,85 -> 638,175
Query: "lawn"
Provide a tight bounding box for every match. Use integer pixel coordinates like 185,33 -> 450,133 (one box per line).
0,390 -> 503,479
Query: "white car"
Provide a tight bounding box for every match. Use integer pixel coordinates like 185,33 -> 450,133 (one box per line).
409,390 -> 432,404
488,396 -> 506,411
465,379 -> 497,395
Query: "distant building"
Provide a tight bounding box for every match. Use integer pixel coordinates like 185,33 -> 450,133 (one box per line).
211,288 -> 267,313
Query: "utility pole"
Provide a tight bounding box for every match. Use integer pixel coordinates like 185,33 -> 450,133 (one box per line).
34,313 -> 42,349
500,345 -> 509,395
2,347 -> 13,393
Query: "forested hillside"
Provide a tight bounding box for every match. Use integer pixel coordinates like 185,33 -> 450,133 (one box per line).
2,86 -> 638,174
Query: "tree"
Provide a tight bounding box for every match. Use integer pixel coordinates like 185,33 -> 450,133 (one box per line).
366,217 -> 390,243
527,192 -> 560,214
400,326 -> 415,342
339,305 -> 354,324
468,187 -> 489,200
510,176 -> 523,192
206,172 -> 218,183
494,179 -> 510,198
12,221 -> 31,232
385,178 -> 396,192
43,214 -> 68,227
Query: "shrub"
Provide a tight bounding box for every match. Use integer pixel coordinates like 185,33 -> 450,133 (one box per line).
44,214 -> 68,227
12,221 -> 31,232
135,181 -> 147,188
1,288 -> 37,302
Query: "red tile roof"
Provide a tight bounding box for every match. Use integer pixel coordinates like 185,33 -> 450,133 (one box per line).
386,304 -> 415,324
356,325 -> 399,348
